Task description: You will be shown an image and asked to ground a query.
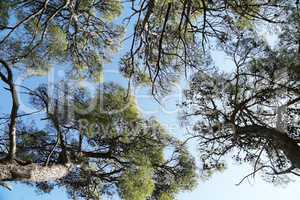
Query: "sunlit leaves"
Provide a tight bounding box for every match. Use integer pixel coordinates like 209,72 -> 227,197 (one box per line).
0,0 -> 124,84
119,166 -> 154,200
159,192 -> 173,200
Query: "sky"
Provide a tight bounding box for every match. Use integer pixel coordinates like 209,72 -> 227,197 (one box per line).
1,5 -> 300,200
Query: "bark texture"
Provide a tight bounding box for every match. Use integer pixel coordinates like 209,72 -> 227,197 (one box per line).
0,162 -> 72,182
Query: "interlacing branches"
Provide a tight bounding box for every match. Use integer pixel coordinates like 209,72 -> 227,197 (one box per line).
181,22 -> 300,184
121,0 -> 289,96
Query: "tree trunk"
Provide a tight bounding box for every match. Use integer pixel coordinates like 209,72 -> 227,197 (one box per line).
238,125 -> 300,168
8,84 -> 19,160
0,162 -> 73,182
0,59 -> 19,160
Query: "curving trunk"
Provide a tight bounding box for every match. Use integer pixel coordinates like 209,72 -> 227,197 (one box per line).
238,125 -> 300,168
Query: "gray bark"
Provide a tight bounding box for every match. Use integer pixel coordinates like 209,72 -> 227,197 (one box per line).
0,163 -> 73,182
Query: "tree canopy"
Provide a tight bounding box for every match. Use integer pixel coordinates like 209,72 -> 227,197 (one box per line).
0,0 -> 293,94
181,11 -> 300,184
121,0 -> 289,95
1,0 -> 300,199
0,82 -> 197,199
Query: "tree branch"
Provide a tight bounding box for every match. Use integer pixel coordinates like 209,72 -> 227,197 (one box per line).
0,162 -> 73,182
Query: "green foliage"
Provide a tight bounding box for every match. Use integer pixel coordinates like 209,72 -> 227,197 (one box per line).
21,83 -> 197,199
120,0 -> 287,95
175,150 -> 198,190
103,88 -> 139,121
119,166 -> 155,200
180,11 -> 300,183
159,192 -> 173,200
101,0 -> 123,21
235,17 -> 253,30
0,0 -> 124,83
1,0 -> 294,198
48,26 -> 68,59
